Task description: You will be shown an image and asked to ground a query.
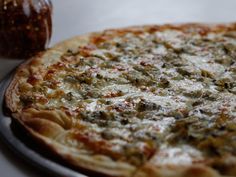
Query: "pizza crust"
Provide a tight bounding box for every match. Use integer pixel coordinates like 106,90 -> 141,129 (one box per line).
24,119 -> 136,177
133,164 -> 220,177
133,145 -> 221,177
5,23 -> 236,177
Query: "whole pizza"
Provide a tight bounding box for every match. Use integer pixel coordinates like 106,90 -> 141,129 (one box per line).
5,24 -> 236,177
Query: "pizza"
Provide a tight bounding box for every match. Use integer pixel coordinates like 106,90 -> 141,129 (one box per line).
5,23 -> 236,177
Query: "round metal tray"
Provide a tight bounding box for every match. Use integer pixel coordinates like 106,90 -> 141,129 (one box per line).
0,73 -> 88,177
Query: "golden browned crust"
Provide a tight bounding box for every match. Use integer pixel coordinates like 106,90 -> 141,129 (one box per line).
5,23 -> 236,177
133,164 -> 220,177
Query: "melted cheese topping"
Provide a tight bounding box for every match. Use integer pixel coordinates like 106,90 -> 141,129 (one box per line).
18,26 -> 236,174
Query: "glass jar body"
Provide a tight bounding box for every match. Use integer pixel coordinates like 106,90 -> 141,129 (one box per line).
0,0 -> 52,58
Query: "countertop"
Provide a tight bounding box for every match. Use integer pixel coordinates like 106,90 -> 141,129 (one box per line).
0,0 -> 236,176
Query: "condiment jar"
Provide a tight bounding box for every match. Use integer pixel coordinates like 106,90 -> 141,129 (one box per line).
0,0 -> 52,58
